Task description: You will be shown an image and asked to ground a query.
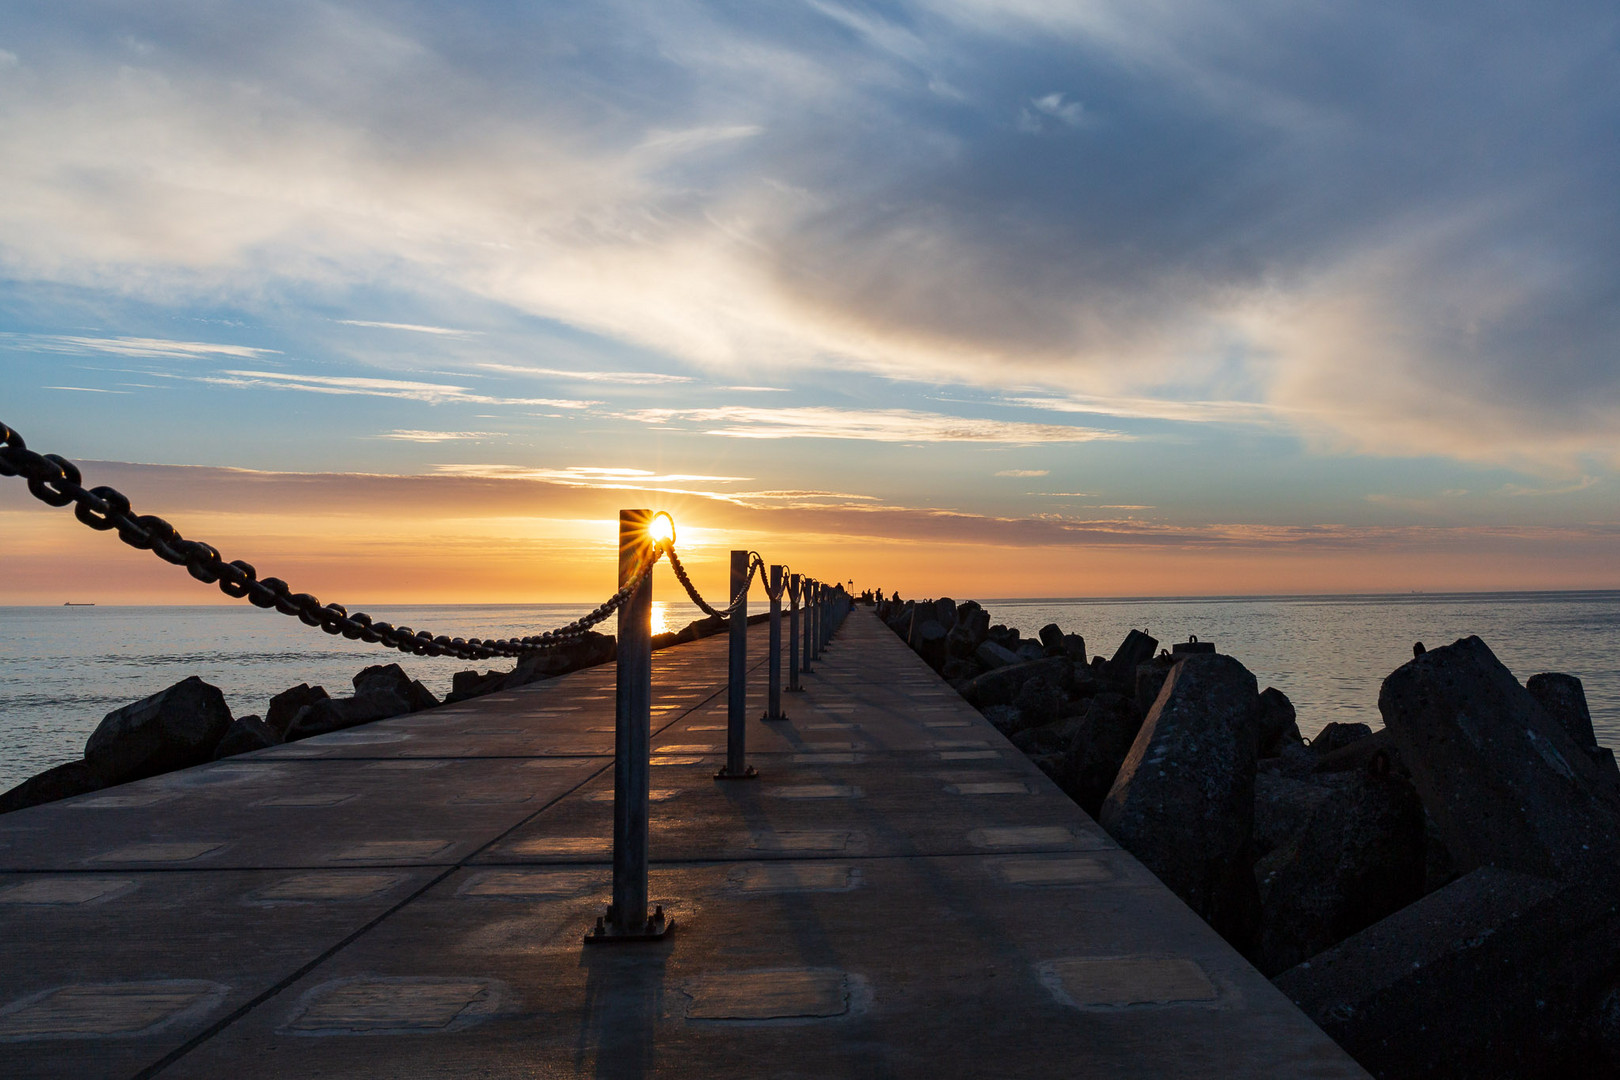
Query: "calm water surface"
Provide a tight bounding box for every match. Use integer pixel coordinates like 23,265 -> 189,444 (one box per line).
2,591 -> 1617,792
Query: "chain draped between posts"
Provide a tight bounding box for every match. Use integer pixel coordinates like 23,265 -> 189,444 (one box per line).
663,542 -> 767,619
0,420 -> 660,662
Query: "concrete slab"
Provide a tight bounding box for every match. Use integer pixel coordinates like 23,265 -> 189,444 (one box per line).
0,609 -> 1369,1079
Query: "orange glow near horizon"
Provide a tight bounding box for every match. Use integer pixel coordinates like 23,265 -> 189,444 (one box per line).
4,498 -> 1617,609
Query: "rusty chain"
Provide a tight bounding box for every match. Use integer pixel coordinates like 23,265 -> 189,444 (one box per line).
0,420 -> 658,661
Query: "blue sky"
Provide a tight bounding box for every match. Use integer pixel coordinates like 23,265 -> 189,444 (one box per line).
2,0 -> 1617,600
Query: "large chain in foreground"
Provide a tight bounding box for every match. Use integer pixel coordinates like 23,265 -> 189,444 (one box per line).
0,421 -> 655,661
663,544 -> 763,618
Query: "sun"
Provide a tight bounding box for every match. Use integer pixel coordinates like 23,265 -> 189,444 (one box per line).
647,511 -> 676,547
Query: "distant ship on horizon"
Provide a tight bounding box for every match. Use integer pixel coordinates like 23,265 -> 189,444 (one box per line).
62,601 -> 95,606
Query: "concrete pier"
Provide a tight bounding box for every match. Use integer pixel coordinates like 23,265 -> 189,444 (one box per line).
0,611 -> 1368,1078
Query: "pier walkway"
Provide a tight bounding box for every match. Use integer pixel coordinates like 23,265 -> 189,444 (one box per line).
0,609 -> 1368,1078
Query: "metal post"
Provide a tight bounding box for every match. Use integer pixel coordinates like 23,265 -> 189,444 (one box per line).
809,580 -> 821,662
587,509 -> 671,943
803,582 -> 816,667
787,573 -> 803,691
763,564 -> 786,720
717,549 -> 756,779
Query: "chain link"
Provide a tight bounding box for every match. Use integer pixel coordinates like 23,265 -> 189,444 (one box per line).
662,543 -> 763,618
0,420 -> 658,661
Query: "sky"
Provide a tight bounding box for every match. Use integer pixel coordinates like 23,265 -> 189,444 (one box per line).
2,0 -> 1618,606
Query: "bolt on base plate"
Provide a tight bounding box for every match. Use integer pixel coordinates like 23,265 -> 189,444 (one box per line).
584,904 -> 674,945
714,765 -> 759,780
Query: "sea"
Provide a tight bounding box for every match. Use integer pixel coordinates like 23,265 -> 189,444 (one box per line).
2,591 -> 1617,793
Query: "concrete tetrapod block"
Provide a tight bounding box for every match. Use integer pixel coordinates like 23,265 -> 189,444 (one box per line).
1378,635 -> 1620,881
1099,653 -> 1261,948
1275,865 -> 1620,1079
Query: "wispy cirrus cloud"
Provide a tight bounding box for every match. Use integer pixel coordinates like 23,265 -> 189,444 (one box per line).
995,469 -> 1049,477
431,464 -> 751,485
999,393 -> 1285,426
623,406 -> 1121,443
477,362 -> 693,385
338,319 -> 479,336
7,333 -> 279,361
375,430 -> 503,442
200,369 -> 599,409
42,384 -> 132,394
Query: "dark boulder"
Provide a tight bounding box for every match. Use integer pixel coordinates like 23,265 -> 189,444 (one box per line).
1014,640 -> 1045,663
212,715 -> 281,760
960,657 -> 1073,710
946,623 -> 980,661
1013,674 -> 1066,728
1038,623 -> 1065,651
907,607 -> 941,652
1064,692 -> 1144,817
1256,686 -> 1302,757
1379,635 -> 1620,881
1276,867 -> 1620,1080
406,680 -> 440,712
1527,672 -> 1597,750
447,668 -> 501,704
1134,655 -> 1176,716
1309,721 -> 1373,756
352,663 -> 413,700
1061,633 -> 1087,662
282,699 -> 360,741
265,683 -> 329,737
972,640 -> 1021,671
980,704 -> 1023,736
1011,714 -> 1086,757
0,758 -> 118,814
350,664 -> 440,713
986,624 -> 1019,647
1311,728 -> 1399,775
84,676 -> 233,785
1252,772 -> 1348,859
914,620 -> 949,671
1527,673 -> 1612,783
933,597 -> 957,628
1254,768 -> 1427,976
1099,653 -> 1261,946
1103,629 -> 1158,687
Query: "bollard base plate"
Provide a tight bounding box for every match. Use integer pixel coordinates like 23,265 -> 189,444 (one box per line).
761,711 -> 790,722
584,905 -> 674,945
714,765 -> 759,780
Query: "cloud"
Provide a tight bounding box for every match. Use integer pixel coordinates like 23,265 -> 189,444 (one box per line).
41,385 -> 132,394
623,406 -> 1122,443
477,362 -> 693,385
995,469 -> 1049,477
8,333 -> 279,360
999,393 -> 1285,425
375,430 -> 502,442
1499,476 -> 1602,498
431,464 -> 751,485
201,369 -> 599,408
338,319 -> 478,335
0,0 -> 1615,469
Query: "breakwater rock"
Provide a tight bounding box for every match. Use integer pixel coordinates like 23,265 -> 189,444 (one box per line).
2,612 -> 749,815
877,594 -> 1620,1077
